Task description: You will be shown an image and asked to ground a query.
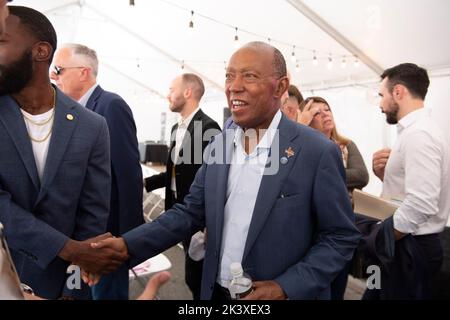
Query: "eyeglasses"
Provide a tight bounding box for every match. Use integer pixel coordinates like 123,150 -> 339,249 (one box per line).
52,65 -> 85,75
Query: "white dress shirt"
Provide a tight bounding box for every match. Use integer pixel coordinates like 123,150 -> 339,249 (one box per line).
77,83 -> 98,107
171,107 -> 201,194
217,111 -> 282,287
382,108 -> 450,235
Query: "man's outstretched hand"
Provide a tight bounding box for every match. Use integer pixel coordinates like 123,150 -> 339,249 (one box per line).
58,233 -> 129,275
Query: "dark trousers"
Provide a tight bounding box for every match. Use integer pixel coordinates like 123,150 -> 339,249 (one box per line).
363,233 -> 443,300
182,238 -> 204,300
91,264 -> 129,300
211,283 -> 232,301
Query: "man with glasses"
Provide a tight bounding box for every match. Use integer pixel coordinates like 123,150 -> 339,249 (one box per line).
51,43 -> 143,300
0,6 -> 125,299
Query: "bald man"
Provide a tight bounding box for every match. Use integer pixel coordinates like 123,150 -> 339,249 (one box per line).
83,41 -> 360,300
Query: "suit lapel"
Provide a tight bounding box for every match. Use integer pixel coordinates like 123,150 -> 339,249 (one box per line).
0,95 -> 40,190
214,129 -> 234,252
178,109 -> 203,158
35,88 -> 78,205
242,116 -> 302,261
85,85 -> 103,112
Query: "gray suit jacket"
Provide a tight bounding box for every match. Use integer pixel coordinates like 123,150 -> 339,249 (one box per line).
123,115 -> 360,299
0,87 -> 111,299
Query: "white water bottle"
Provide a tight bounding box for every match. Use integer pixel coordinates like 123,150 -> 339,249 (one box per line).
228,262 -> 253,299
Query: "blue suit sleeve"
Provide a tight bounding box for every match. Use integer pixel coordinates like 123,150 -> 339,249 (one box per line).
123,159 -> 207,267
275,143 -> 361,299
0,188 -> 69,269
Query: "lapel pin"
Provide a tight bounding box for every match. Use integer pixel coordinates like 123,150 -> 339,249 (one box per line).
285,147 -> 295,158
66,114 -> 74,121
280,157 -> 288,165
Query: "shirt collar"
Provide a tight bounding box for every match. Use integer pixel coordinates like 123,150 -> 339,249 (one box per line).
178,106 -> 201,128
78,83 -> 98,107
234,110 -> 282,152
397,107 -> 429,134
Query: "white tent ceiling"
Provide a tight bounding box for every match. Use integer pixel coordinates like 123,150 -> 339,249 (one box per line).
12,0 -> 450,95
9,0 -> 450,198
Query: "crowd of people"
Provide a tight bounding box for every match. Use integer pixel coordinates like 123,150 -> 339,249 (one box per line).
0,3 -> 449,300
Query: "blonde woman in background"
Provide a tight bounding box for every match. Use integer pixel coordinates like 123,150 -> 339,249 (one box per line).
299,96 -> 369,197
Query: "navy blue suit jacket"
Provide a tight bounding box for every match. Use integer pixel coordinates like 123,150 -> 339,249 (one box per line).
0,87 -> 111,299
86,86 -> 143,235
123,115 -> 361,299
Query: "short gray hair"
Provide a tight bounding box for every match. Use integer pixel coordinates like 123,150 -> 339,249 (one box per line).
63,43 -> 99,77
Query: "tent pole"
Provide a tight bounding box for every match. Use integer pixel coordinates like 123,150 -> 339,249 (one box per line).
286,0 -> 383,75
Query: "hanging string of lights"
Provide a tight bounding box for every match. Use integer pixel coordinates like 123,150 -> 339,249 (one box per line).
148,0 -> 361,71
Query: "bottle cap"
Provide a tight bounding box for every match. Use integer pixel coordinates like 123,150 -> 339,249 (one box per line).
230,262 -> 243,276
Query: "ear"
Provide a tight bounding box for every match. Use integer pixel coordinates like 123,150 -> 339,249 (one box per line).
274,76 -> 289,99
32,42 -> 52,63
392,84 -> 406,101
79,67 -> 91,82
183,87 -> 192,99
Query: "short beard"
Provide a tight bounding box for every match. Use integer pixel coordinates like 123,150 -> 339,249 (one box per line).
385,101 -> 400,124
0,49 -> 34,96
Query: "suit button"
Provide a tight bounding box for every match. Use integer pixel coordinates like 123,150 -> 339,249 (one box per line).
210,284 -> 214,290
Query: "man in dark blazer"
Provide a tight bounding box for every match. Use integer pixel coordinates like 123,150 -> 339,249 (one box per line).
85,42 -> 361,300
0,6 -> 125,299
144,73 -> 221,299
51,43 -> 143,299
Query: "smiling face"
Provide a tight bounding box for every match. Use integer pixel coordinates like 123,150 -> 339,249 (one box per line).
309,102 -> 335,138
225,46 -> 286,131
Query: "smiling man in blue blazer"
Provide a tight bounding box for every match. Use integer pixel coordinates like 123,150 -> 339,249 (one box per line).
89,41 -> 361,300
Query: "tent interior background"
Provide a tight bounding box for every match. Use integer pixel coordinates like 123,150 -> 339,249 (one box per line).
12,0 -> 450,205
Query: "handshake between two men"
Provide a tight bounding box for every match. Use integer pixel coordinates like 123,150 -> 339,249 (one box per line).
58,233 -> 129,286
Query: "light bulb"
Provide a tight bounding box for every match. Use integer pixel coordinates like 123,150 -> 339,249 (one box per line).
341,59 -> 347,69
327,58 -> 333,70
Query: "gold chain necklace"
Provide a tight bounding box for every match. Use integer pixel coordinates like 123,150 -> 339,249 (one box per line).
23,87 -> 56,143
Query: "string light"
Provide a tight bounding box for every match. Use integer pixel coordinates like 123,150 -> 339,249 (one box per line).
341,58 -> 347,69
354,56 -> 360,68
291,46 -> 296,63
312,51 -> 319,66
188,10 -> 194,36
181,60 -> 185,70
156,0 -> 357,72
295,62 -> 300,73
233,27 -> 240,49
327,54 -> 333,70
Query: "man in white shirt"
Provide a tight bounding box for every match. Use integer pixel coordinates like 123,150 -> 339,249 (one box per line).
144,73 -> 221,299
373,63 -> 450,293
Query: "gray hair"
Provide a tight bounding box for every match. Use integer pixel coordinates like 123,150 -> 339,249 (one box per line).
62,43 -> 99,77
244,41 -> 287,78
